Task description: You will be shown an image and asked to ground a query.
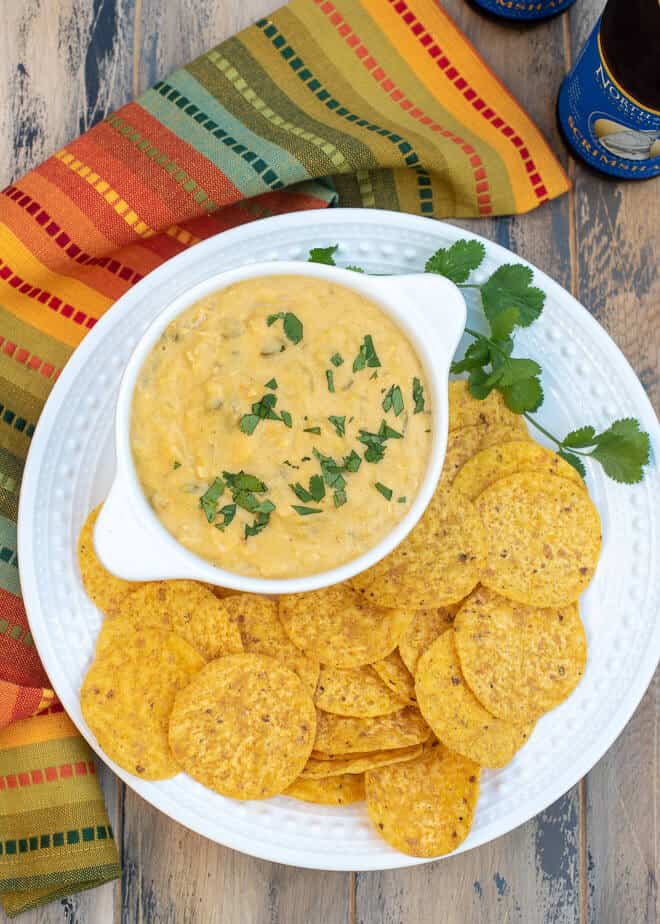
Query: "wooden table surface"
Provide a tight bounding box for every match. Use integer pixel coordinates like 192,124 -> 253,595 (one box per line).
0,1 -> 657,922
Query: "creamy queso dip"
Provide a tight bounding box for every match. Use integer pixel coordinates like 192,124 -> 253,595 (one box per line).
131,276 -> 432,578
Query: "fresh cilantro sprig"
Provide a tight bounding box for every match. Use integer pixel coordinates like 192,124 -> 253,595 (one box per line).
199,470 -> 276,538
306,241 -> 651,485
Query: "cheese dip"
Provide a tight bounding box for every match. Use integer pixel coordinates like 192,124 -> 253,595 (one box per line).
131,275 -> 432,578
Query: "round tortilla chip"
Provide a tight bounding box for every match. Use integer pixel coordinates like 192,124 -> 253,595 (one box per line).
285,773 -> 365,805
81,628 -> 204,780
452,440 -> 585,502
415,633 -> 533,768
454,587 -> 587,723
475,472 -> 602,606
221,594 -> 319,694
442,421 -> 530,486
278,585 -> 412,668
350,487 -> 487,609
449,380 -> 522,431
399,605 -> 461,676
169,654 -> 316,800
365,743 -> 480,857
101,581 -> 243,661
301,745 -> 423,779
371,651 -> 416,705
78,506 -> 145,617
314,706 -> 431,754
315,665 -> 404,717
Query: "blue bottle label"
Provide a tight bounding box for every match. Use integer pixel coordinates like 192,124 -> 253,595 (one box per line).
471,0 -> 576,20
558,18 -> 660,178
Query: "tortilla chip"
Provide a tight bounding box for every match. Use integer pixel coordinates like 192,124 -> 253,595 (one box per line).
81,628 -> 204,780
100,580 -> 243,661
301,745 -> 423,778
350,487 -> 486,609
441,421 -> 530,486
371,651 -> 416,705
285,773 -> 365,805
315,665 -> 404,717
452,440 -> 585,502
454,587 -> 587,723
415,632 -> 533,768
78,506 -> 144,617
399,605 -> 460,676
448,380 -> 522,431
314,706 -> 431,754
169,654 -> 316,800
221,594 -> 319,694
475,472 -> 602,606
278,585 -> 412,668
365,743 -> 480,857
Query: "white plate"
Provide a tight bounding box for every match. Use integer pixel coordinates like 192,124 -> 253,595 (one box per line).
19,209 -> 660,871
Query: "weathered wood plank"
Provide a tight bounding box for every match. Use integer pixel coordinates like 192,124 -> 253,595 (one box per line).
0,0 -> 136,186
568,2 -> 659,922
0,1 -> 134,922
136,0 -> 279,94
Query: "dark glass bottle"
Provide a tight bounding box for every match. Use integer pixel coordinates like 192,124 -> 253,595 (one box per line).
469,0 -> 577,21
558,0 -> 660,178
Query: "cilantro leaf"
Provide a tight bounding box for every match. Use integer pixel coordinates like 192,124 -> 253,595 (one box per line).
558,449 -> 586,479
290,482 -> 313,503
588,418 -> 650,484
489,306 -> 520,340
425,239 -> 485,283
353,335 -> 381,372
308,245 -> 338,265
281,410 -> 292,428
267,312 -> 284,326
173,460 -> 181,470
375,482 -> 393,500
265,378 -> 277,390
326,370 -> 335,393
467,367 -> 495,400
378,421 -> 403,440
245,514 -> 270,538
199,477 -> 225,523
215,503 -> 237,530
497,357 -> 542,388
334,489 -> 347,507
283,312 -> 303,344
223,471 -> 267,494
303,426 -> 322,435
481,264 -> 545,328
292,505 -> 323,516
328,415 -> 346,437
330,353 -> 344,367
343,450 -> 361,472
500,376 -> 544,414
563,426 -> 597,448
346,265 -> 365,273
383,385 -> 404,416
239,414 -> 259,435
412,377 -> 425,413
450,339 -> 490,374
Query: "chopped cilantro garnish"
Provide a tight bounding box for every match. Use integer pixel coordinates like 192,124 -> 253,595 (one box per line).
290,482 -> 313,503
328,415 -> 346,437
240,392 -> 290,433
290,475 -> 325,504
199,477 -> 225,522
266,311 -> 303,344
379,421 -> 403,440
358,420 -> 402,463
239,415 -> 259,435
215,504 -> 236,530
326,370 -> 335,393
281,410 -> 292,428
330,352 -> 344,367
334,489 -> 347,507
282,460 -> 299,469
383,384 -> 404,416
308,244 -> 338,265
397,496 -> 407,503
223,471 -> 267,494
303,426 -> 322,435
413,377 -> 425,413
292,505 -> 323,516
265,378 -> 277,390
375,482 -> 393,500
245,513 -> 270,538
173,461 -> 181,470
353,335 -> 381,372
343,450 -> 362,472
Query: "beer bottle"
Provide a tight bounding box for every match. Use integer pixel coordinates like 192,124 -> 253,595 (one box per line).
469,0 -> 577,20
558,0 -> 660,178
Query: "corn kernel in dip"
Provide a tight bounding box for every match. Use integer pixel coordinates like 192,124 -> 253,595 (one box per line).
131,276 -> 432,578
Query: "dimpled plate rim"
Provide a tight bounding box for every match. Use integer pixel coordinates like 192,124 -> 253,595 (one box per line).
18,209 -> 660,871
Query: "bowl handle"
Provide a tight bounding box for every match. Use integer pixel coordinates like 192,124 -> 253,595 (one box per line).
378,273 -> 467,369
93,478 -> 185,581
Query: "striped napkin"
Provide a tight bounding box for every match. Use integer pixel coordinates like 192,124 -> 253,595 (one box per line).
0,0 -> 568,914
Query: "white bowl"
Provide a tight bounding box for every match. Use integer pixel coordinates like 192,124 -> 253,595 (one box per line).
94,260 -> 466,595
